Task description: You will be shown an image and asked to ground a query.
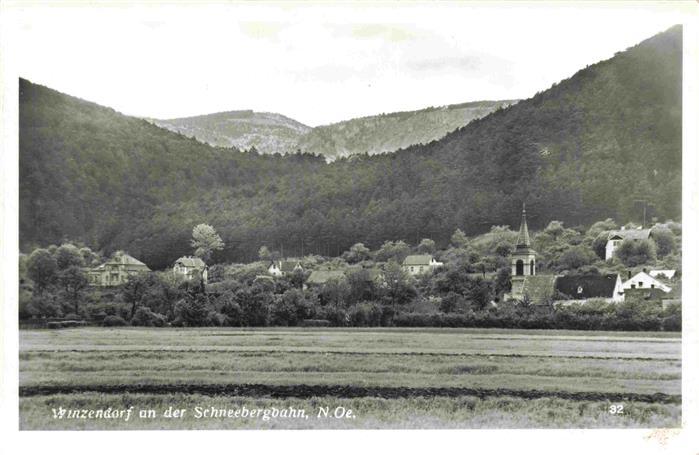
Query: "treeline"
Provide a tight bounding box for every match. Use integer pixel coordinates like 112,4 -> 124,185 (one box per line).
19,217 -> 682,331
19,27 -> 682,269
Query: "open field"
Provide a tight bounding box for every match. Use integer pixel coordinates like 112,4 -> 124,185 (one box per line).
19,327 -> 681,429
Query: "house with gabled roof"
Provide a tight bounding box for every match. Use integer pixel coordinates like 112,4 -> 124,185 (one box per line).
555,273 -> 625,304
87,252 -> 150,287
268,260 -> 303,277
622,271 -> 671,293
173,256 -> 208,283
605,227 -> 652,260
402,255 -> 443,276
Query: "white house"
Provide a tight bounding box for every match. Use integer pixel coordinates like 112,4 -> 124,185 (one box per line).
268,260 -> 303,277
402,255 -> 443,276
604,227 -> 652,260
173,256 -> 208,283
622,271 -> 672,293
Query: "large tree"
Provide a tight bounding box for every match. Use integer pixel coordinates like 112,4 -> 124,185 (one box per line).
191,224 -> 225,263
26,248 -> 57,293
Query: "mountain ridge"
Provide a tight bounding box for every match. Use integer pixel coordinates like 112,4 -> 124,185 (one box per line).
19,25 -> 681,269
149,99 -> 517,159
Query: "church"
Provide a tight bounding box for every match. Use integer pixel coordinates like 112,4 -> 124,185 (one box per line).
503,204 -> 555,302
503,204 -> 625,304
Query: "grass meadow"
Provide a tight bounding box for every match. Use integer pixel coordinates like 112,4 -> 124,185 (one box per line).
19,327 -> 681,429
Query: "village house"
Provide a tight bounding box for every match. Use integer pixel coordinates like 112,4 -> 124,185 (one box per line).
173,256 -> 208,284
86,252 -> 151,287
622,271 -> 671,293
554,274 -> 625,304
402,255 -> 443,276
267,260 -> 303,277
604,227 -> 652,260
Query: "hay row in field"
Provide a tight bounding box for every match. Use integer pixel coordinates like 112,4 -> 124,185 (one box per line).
23,348 -> 680,362
18,383 -> 681,404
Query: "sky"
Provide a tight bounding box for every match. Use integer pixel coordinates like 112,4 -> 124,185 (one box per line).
3,1 -> 688,126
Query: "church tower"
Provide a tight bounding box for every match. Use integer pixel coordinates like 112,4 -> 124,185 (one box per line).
511,204 -> 536,277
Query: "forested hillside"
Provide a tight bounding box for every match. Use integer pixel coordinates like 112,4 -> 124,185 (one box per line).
19,26 -> 682,269
149,110 -> 312,155
151,100 -> 515,159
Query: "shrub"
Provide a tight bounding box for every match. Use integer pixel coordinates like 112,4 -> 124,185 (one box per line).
174,294 -> 211,326
130,307 -> 167,327
319,307 -> 349,327
348,302 -> 384,326
206,311 -> 226,327
218,295 -> 243,326
102,315 -> 128,327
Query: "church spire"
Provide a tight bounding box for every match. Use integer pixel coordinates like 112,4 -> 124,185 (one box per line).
516,203 -> 530,248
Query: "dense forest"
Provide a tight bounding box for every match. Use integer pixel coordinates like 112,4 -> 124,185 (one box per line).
19,26 -> 682,270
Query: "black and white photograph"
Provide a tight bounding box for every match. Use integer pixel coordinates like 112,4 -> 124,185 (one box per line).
1,0 -> 698,450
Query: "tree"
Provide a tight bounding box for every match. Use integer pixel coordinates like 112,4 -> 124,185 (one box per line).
376,240 -> 410,263
557,246 -> 597,271
544,221 -> 565,240
342,243 -> 371,264
615,239 -> 657,267
467,277 -> 493,310
271,289 -> 311,326
57,266 -> 88,315
417,238 -> 436,254
494,242 -> 511,258
587,218 -> 617,237
123,273 -> 157,318
494,266 -> 511,296
191,224 -> 225,263
174,293 -> 211,326
450,228 -> 468,248
319,277 -> 351,309
651,228 -> 675,257
26,248 -> 58,293
55,243 -> 84,270
346,268 -> 380,304
381,261 -> 416,315
592,232 -> 610,259
258,246 -> 272,262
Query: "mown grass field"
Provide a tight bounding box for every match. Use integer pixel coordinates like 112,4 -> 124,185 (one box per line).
19,327 -> 681,429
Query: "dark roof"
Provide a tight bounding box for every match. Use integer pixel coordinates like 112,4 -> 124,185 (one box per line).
555,274 -> 619,299
607,229 -> 651,241
521,275 -> 557,303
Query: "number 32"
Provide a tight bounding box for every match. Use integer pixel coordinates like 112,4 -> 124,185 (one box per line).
609,404 -> 624,415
